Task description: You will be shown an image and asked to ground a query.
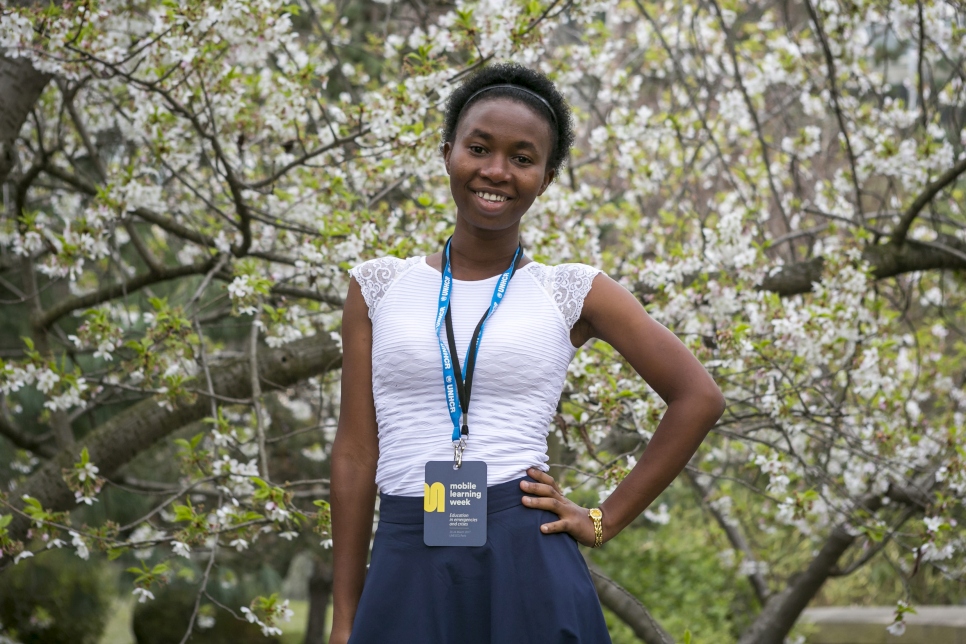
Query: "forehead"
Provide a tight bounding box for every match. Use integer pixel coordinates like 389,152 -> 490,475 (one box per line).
454,98 -> 554,149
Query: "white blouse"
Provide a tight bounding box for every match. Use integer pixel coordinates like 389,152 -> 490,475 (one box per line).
349,256 -> 600,496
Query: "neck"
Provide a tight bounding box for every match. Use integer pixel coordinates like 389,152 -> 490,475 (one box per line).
448,223 -> 521,280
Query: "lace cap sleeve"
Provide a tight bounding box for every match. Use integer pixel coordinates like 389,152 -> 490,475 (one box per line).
348,256 -> 421,319
527,263 -> 602,329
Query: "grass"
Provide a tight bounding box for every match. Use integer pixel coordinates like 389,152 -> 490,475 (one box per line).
100,597 -> 135,644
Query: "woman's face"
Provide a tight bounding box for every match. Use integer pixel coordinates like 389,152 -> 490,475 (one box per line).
442,98 -> 555,234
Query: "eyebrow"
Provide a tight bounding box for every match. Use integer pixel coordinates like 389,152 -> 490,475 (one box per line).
464,128 -> 540,154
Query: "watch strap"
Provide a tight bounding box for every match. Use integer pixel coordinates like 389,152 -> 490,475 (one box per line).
588,507 -> 603,548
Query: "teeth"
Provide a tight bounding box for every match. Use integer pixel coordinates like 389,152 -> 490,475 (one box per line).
475,191 -> 508,203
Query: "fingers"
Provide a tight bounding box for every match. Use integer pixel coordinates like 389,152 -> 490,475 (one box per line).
526,467 -> 561,491
538,519 -> 568,535
520,469 -> 593,545
521,494 -> 561,512
538,518 -> 593,547
519,479 -> 558,498
525,467 -> 563,495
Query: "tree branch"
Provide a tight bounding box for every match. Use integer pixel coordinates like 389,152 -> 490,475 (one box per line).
0,54 -> 50,182
891,154 -> 966,245
0,404 -> 56,458
760,235 -> 966,296
803,0 -> 864,220
830,506 -> 918,577
586,559 -> 674,644
709,0 -> 794,253
31,258 -> 216,331
268,283 -> 345,307
59,78 -> 107,182
249,305 -> 269,480
737,474 -> 934,643
244,130 -> 370,191
686,470 -> 769,605
737,522 -> 859,644
916,0 -> 927,131
123,221 -> 165,274
1,331 -> 342,560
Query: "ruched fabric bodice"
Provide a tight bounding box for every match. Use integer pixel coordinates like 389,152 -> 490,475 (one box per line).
349,256 -> 600,496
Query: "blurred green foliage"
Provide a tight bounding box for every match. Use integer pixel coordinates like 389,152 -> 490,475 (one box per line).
0,548 -> 111,644
132,564 -> 284,644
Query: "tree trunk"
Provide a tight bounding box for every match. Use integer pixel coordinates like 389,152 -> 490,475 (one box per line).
736,525 -> 856,644
304,555 -> 333,644
737,494 -> 890,644
0,54 -> 50,183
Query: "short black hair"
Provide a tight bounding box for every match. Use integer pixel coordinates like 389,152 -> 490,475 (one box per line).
442,63 -> 574,177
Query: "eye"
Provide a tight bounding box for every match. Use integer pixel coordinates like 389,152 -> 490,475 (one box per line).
468,144 -> 486,154
514,155 -> 534,165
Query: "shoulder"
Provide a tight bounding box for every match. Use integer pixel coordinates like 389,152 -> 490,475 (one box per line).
348,255 -> 421,280
522,261 -> 603,329
523,261 -> 602,290
348,256 -> 423,318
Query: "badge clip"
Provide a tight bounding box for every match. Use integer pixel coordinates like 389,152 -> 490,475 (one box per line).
453,437 -> 466,470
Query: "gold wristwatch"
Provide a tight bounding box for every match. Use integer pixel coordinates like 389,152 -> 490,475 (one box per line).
588,508 -> 603,548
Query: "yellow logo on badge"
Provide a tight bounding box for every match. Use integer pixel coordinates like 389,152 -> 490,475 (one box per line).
424,482 -> 445,512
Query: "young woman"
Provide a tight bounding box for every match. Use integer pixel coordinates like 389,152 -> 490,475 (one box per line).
330,63 -> 725,643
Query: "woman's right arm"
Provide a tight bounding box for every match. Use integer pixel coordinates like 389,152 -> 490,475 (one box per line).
329,278 -> 379,644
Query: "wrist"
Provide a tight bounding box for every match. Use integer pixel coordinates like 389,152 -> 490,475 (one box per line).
587,507 -> 604,548
596,504 -> 619,544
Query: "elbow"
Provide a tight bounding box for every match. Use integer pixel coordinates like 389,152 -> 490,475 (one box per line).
666,384 -> 724,433
689,383 -> 725,428
706,385 -> 726,425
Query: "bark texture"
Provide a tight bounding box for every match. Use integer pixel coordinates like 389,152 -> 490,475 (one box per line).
737,495 -> 889,644
760,236 -> 966,296
737,525 -> 857,644
587,560 -> 674,644
0,54 -> 50,183
1,331 -> 342,566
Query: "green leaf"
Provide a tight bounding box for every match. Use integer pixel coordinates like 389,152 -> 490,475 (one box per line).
172,504 -> 195,522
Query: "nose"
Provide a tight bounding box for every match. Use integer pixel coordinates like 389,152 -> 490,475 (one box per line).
478,154 -> 511,182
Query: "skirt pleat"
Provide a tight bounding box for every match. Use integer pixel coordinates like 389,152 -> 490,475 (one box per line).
349,477 -> 612,644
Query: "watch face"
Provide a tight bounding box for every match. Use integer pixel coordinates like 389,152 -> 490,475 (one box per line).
589,509 -> 602,519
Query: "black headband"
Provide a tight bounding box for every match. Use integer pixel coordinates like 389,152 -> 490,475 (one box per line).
459,84 -> 558,126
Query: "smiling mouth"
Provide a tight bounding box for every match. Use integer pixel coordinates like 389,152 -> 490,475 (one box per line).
473,190 -> 509,203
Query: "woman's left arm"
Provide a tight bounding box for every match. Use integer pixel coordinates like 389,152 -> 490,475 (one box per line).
521,273 -> 726,546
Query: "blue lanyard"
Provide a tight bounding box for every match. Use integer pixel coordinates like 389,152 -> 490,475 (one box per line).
435,237 -> 522,466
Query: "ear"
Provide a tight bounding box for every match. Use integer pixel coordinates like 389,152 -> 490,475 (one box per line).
442,141 -> 453,175
537,168 -> 555,196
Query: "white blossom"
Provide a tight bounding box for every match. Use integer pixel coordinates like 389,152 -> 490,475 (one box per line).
132,587 -> 155,604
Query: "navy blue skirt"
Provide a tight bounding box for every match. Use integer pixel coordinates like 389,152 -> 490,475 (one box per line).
349,477 -> 612,643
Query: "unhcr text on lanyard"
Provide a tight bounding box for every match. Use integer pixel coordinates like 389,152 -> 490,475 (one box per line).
435,237 -> 522,469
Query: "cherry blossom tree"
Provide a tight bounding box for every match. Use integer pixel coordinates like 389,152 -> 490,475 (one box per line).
1,0 -> 964,641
